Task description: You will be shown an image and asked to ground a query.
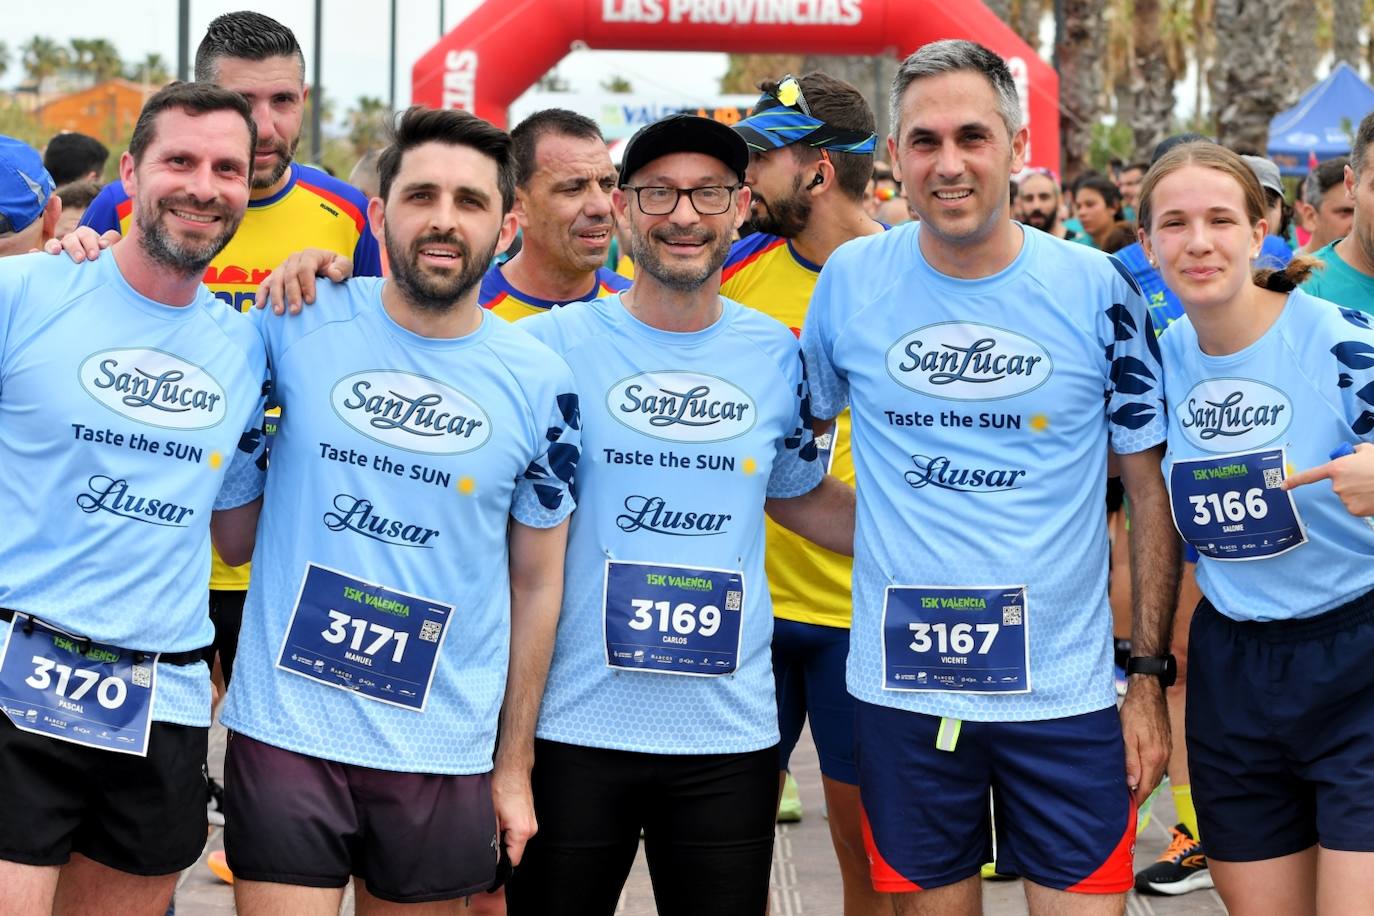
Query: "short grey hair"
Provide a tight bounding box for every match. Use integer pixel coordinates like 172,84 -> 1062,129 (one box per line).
889,40 -> 1023,142
1301,156 -> 1349,206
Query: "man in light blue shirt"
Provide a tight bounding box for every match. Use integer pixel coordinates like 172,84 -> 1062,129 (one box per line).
0,82 -> 265,916
502,113 -> 853,916
216,107 -> 578,914
801,41 -> 1177,913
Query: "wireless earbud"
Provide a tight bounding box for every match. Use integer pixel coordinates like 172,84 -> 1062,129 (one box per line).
807,173 -> 824,190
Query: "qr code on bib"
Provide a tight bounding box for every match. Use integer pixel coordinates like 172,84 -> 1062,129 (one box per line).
725,590 -> 742,611
131,665 -> 152,688
419,620 -> 442,643
1263,467 -> 1284,489
1003,605 -> 1023,626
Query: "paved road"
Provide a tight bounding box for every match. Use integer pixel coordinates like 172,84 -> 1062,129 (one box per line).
177,723 -> 1227,915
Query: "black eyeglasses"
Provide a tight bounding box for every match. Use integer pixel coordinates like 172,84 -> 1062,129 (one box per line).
623,185 -> 740,216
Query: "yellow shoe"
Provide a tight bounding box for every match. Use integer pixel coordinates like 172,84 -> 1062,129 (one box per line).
777,772 -> 803,823
207,849 -> 234,885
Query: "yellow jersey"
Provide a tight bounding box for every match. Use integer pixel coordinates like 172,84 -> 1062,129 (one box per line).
479,264 -> 631,321
721,232 -> 854,629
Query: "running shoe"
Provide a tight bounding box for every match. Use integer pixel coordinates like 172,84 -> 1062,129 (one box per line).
777,772 -> 803,823
207,849 -> 234,885
1134,823 -> 1213,896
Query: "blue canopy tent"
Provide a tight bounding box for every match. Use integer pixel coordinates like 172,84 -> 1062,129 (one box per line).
1268,62 -> 1374,176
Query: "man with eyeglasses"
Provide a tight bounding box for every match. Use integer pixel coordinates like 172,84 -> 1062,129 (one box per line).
501,113 -> 854,916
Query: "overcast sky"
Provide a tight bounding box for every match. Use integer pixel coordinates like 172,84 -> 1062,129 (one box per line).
7,1 -> 731,114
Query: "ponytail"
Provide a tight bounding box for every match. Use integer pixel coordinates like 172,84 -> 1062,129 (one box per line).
1254,255 -> 1321,293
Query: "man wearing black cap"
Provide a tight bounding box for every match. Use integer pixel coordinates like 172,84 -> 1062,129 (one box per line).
502,113 -> 854,916
723,71 -> 888,915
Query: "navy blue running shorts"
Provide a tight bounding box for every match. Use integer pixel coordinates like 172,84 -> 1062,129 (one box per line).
774,617 -> 858,784
223,731 -> 499,903
855,701 -> 1135,893
1186,591 -> 1374,861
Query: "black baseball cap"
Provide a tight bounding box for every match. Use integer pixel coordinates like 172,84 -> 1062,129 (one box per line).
618,114 -> 749,187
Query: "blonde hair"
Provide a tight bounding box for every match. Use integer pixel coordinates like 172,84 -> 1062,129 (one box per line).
1137,143 -> 1320,293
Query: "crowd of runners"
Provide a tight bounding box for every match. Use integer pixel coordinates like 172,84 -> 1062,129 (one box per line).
2,9 -> 1374,916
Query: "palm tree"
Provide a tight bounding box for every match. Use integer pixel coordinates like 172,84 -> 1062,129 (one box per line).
1210,0 -> 1297,151
1129,0 -> 1178,157
1015,0 -> 1045,51
68,38 -> 93,76
1332,0 -> 1362,68
719,54 -> 805,94
347,96 -> 391,159
87,39 -> 122,82
1056,0 -> 1106,181
984,0 -> 1013,20
126,52 -> 171,85
21,36 -> 68,91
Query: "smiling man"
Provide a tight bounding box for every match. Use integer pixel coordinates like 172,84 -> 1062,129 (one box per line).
480,109 -> 630,320
213,106 -> 579,914
62,12 -> 383,837
0,83 -> 267,916
502,113 -> 854,916
800,40 -> 1177,915
722,70 -> 887,915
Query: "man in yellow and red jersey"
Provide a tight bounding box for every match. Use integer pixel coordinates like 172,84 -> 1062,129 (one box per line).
724,72 -> 885,915
71,11 -> 380,839
480,109 -> 629,319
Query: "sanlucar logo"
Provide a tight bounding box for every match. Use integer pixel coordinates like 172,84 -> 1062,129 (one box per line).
886,322 -> 1052,400
607,371 -> 756,443
79,348 -> 227,430
331,371 -> 491,455
1177,377 -> 1291,452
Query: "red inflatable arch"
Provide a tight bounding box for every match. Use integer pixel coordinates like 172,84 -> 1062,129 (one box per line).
412,0 -> 1060,169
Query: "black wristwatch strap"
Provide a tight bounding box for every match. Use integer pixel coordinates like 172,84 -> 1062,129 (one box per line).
1126,654 -> 1177,688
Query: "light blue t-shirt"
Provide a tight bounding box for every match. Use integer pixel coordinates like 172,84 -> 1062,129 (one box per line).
0,252 -> 266,726
521,294 -> 823,755
801,222 -> 1166,722
219,280 -> 579,774
1160,290 -> 1374,620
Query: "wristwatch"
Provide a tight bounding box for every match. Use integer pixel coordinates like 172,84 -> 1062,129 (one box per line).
1126,654 -> 1177,688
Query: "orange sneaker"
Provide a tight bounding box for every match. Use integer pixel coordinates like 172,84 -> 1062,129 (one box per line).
207,849 -> 234,885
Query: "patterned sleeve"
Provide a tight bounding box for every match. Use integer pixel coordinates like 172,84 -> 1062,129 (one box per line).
799,257 -> 849,421
1327,306 -> 1374,441
1103,256 -> 1168,454
213,376 -> 270,510
511,373 -> 581,529
766,350 -> 824,499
